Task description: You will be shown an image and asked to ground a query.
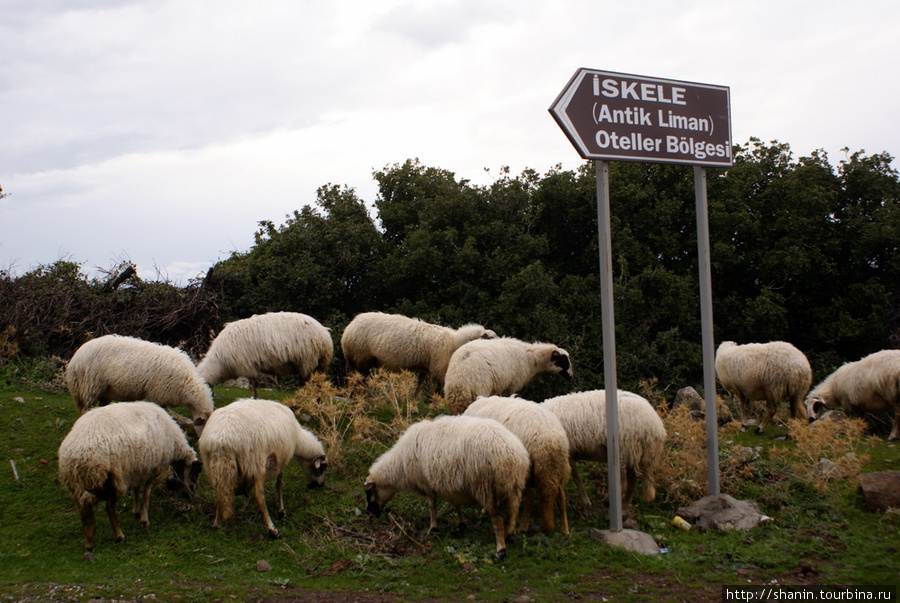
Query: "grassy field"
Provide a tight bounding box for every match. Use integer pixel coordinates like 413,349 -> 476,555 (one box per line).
1,372 -> 898,602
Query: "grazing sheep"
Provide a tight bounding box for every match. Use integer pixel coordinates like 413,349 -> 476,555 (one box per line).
804,349 -> 900,440
444,337 -> 573,414
197,312 -> 333,398
364,414 -> 530,561
198,398 -> 327,538
65,334 -> 214,435
341,311 -> 497,394
464,395 -> 571,535
57,401 -> 202,557
715,341 -> 812,434
542,390 -> 666,509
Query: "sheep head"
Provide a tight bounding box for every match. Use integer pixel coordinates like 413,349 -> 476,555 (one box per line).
550,349 -> 573,380
306,454 -> 328,489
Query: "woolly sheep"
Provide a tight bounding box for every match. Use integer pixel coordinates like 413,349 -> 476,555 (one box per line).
444,337 -> 573,414
542,390 -> 666,509
715,341 -> 812,433
197,398 -> 328,538
65,334 -> 214,435
804,349 -> 900,440
364,414 -> 530,560
197,312 -> 333,398
57,401 -> 202,557
341,311 -> 497,393
463,395 -> 571,535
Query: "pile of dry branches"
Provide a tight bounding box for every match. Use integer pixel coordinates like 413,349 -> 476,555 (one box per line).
0,260 -> 221,361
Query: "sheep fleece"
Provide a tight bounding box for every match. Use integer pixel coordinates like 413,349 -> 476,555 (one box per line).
65,334 -> 214,422
197,312 -> 333,385
340,311 -> 495,381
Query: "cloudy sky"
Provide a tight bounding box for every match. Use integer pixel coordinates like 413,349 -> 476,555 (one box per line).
2,0 -> 898,283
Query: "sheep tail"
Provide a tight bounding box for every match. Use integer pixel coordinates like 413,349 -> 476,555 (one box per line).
208,455 -> 238,522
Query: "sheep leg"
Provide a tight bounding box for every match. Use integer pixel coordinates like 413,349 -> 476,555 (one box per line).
890,407 -> 900,441
80,501 -> 97,553
757,398 -> 777,434
732,391 -> 751,431
557,487 -> 570,535
106,497 -> 125,543
249,379 -> 258,399
490,513 -> 508,561
505,493 -> 521,539
133,483 -> 152,527
538,494 -> 556,535
252,479 -> 279,538
276,472 -> 286,518
622,466 -> 637,509
569,459 -> 592,507
518,487 -> 535,533
426,494 -> 440,533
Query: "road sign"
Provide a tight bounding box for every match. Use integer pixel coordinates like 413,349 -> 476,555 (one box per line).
550,68 -> 733,167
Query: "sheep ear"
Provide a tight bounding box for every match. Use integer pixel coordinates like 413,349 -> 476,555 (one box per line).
313,455 -> 328,477
194,415 -> 207,428
364,481 -> 375,493
813,399 -> 827,415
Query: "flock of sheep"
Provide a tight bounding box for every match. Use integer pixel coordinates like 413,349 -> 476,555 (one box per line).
55,311 -> 900,561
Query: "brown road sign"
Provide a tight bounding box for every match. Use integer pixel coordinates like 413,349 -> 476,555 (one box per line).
550,68 -> 733,167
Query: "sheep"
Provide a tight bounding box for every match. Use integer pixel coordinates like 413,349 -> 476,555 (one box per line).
804,349 -> 900,440
341,311 -> 498,394
364,414 -> 530,561
541,390 -> 666,510
463,395 -> 571,535
65,334 -> 214,435
197,398 -> 327,538
714,341 -> 812,433
443,337 -> 573,414
197,312 -> 333,398
57,401 -> 202,557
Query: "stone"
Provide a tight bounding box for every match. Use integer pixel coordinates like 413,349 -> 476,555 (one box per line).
589,528 -> 662,554
672,386 -> 733,425
256,559 -> 272,572
859,471 -> 900,512
676,494 -> 764,532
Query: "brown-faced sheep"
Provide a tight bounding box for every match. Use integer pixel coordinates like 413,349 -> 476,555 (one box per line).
364,414 -> 530,561
541,389 -> 666,509
444,337 -> 573,414
65,334 -> 214,435
464,395 -> 571,535
341,311 -> 497,394
197,398 -> 327,538
804,349 -> 900,440
715,340 -> 812,433
57,401 -> 201,557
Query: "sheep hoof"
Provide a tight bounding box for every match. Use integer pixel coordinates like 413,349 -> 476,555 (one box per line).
493,548 -> 507,562
267,529 -> 281,540
754,426 -> 764,435
428,526 -> 440,535
114,534 -> 125,543
278,510 -> 287,519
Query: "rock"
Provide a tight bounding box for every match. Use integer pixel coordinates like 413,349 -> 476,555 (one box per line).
256,559 -> 272,572
676,494 -> 764,532
589,528 -> 662,554
672,387 -> 733,425
859,471 -> 900,512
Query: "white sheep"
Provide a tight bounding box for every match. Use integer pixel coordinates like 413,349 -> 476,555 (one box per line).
715,340 -> 812,433
197,312 -> 333,398
341,311 -> 497,394
443,337 -> 573,414
542,389 -> 666,509
804,349 -> 900,440
197,398 -> 327,538
364,414 -> 530,561
57,401 -> 202,557
463,395 -> 571,535
65,334 -> 214,435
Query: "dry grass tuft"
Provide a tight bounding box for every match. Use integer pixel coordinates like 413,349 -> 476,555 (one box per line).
284,369 -> 429,469
770,416 -> 869,490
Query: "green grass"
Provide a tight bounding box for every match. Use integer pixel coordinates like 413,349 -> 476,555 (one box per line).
1,381 -> 899,602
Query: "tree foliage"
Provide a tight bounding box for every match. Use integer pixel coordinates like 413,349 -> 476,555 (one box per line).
3,142 -> 898,399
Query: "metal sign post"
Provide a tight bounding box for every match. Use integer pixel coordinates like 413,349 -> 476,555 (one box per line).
550,68 -> 732,528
